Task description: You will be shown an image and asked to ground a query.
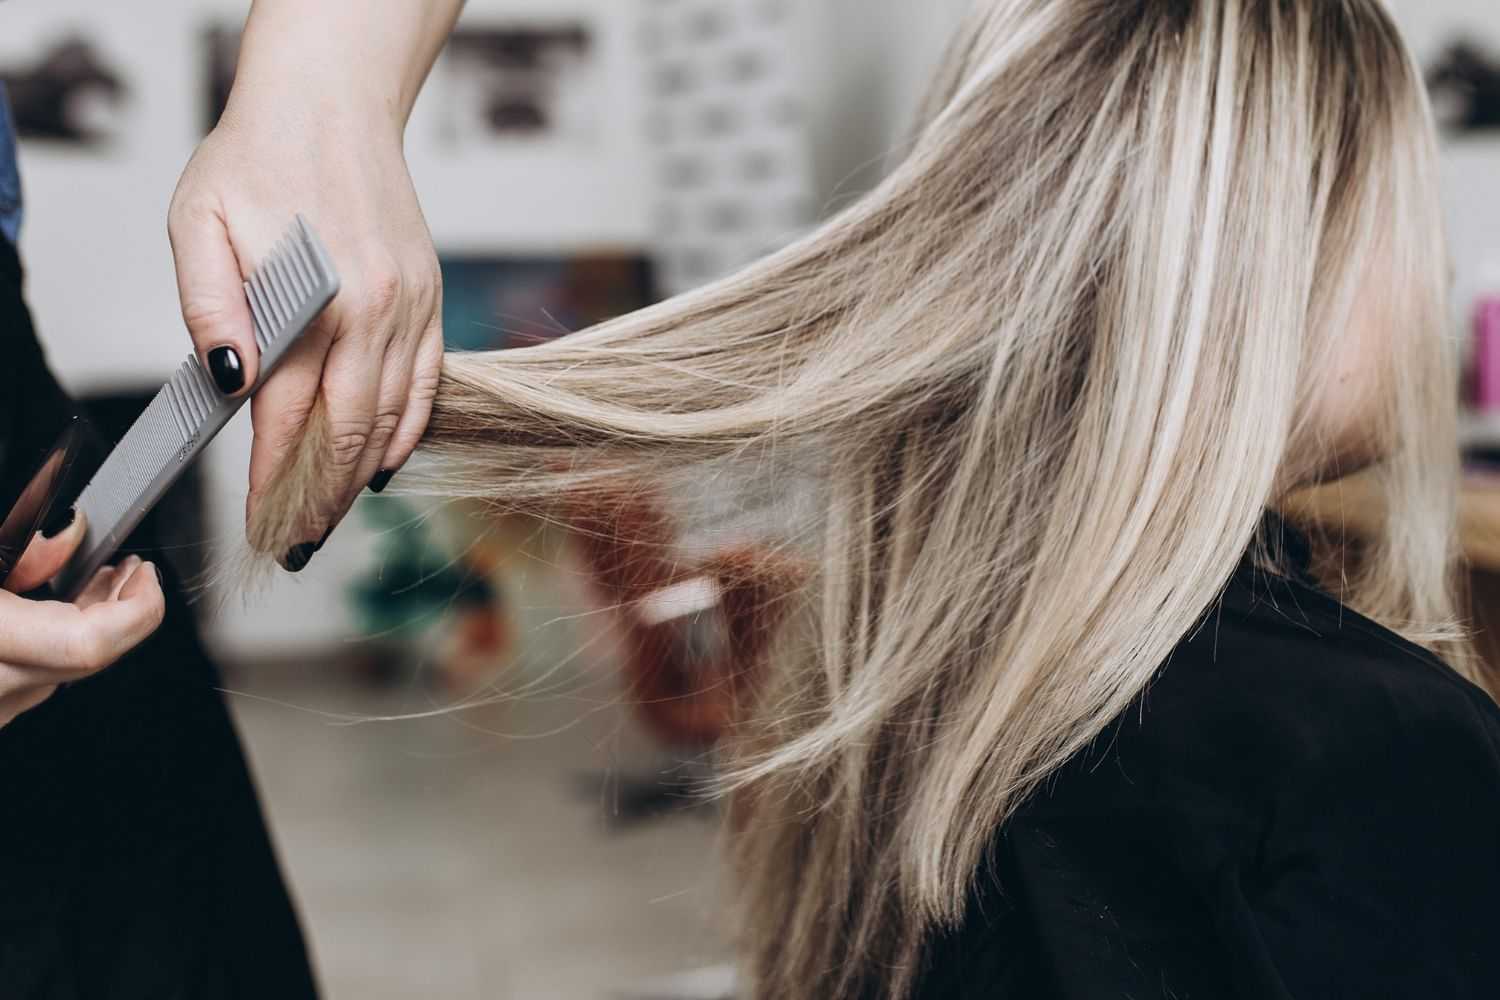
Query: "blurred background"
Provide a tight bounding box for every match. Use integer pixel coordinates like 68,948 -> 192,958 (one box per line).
5,1 -> 1500,997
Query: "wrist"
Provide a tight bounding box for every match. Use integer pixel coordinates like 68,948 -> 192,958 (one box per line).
228,0 -> 460,139
220,65 -> 408,145
224,28 -> 411,141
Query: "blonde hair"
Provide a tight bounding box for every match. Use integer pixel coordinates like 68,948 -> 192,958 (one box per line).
253,1 -> 1476,995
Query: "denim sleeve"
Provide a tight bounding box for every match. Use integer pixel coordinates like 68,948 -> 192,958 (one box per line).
0,82 -> 22,245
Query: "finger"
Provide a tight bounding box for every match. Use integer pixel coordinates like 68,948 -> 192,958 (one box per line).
0,681 -> 57,729
169,200 -> 259,397
376,324 -> 443,482
344,332 -> 415,509
108,556 -> 143,602
117,559 -> 162,607
73,564 -> 120,611
4,510 -> 87,594
0,561 -> 165,673
278,314 -> 388,562
246,320 -> 330,530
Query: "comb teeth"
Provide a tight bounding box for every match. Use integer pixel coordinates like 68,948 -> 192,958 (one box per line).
163,357 -> 219,441
49,215 -> 339,600
246,216 -> 337,355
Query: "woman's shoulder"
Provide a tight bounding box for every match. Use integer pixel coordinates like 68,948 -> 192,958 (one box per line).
991,566 -> 1500,1000
1085,565 -> 1500,805
943,540 -> 1500,1000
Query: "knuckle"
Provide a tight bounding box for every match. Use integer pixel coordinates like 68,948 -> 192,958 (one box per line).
357,267 -> 404,327
410,368 -> 441,404
166,195 -> 207,236
147,591 -> 167,631
64,627 -> 108,672
180,295 -> 240,336
328,425 -> 371,469
368,409 -> 402,454
416,269 -> 443,315
259,394 -> 316,442
278,396 -> 317,434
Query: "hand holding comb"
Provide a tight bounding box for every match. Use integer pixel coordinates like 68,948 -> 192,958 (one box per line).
51,216 -> 340,598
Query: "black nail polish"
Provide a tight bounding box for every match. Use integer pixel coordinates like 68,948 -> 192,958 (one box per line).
315,524 -> 334,552
41,505 -> 76,539
207,346 -> 245,395
368,469 -> 396,494
284,542 -> 317,573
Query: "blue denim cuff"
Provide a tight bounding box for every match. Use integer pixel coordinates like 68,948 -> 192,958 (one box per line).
0,83 -> 23,245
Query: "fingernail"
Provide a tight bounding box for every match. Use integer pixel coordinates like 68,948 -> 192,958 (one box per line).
284,542 -> 317,573
368,469 -> 396,494
316,524 -> 334,552
153,563 -> 164,588
41,505 -> 76,539
207,346 -> 245,395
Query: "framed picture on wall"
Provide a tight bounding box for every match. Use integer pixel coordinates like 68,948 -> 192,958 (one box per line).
435,24 -> 600,151
0,35 -> 130,148
1428,36 -> 1500,135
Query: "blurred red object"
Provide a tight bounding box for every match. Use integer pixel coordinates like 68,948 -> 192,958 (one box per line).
570,491 -> 803,748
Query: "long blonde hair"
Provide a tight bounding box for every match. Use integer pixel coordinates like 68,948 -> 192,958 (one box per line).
253,1 -> 1476,995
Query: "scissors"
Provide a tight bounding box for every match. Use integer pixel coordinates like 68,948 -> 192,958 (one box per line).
0,418 -> 99,592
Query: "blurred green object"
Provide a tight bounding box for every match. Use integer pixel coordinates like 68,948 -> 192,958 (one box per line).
439,254 -> 656,352
349,497 -> 496,639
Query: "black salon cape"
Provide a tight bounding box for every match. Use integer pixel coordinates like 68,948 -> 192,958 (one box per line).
914,533 -> 1500,999
0,238 -> 318,998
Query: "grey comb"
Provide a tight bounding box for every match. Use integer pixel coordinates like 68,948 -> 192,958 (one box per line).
52,215 -> 340,599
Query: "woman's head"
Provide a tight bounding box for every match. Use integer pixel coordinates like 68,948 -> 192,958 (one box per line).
920,0 -> 1449,493
252,2 -> 1468,996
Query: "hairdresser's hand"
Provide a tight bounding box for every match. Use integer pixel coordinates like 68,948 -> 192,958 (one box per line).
0,515 -> 165,728
170,112 -> 443,568
168,0 -> 462,571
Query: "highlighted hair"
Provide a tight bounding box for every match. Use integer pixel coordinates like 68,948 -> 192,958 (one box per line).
254,2 -> 1475,995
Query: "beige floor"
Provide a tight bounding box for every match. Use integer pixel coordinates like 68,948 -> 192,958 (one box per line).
228,642 -> 733,999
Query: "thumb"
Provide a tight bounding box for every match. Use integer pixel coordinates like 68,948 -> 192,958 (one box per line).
168,201 -> 260,398
4,509 -> 87,594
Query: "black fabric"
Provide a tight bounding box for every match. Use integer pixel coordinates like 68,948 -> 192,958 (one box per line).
915,526 -> 1500,999
0,236 -> 319,999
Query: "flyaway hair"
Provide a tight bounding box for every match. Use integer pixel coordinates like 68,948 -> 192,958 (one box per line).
250,2 -> 1478,996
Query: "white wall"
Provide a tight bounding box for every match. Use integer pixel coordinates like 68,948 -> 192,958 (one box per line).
796,0 -> 968,209
7,0 -> 652,658
11,0 -> 1500,658
1391,1 -> 1500,310
406,0 -> 653,255
802,0 -> 1500,343
10,0 -> 652,390
206,0 -> 653,658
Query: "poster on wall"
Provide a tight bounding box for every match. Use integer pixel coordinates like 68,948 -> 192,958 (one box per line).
1428,36 -> 1500,134
435,24 -> 600,150
0,35 -> 129,147
202,20 -> 603,147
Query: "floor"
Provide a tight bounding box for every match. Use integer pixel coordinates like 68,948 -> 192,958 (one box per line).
226,605 -> 735,999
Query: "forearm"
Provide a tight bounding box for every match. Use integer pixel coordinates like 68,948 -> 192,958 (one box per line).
227,0 -> 465,137
172,1 -> 456,560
